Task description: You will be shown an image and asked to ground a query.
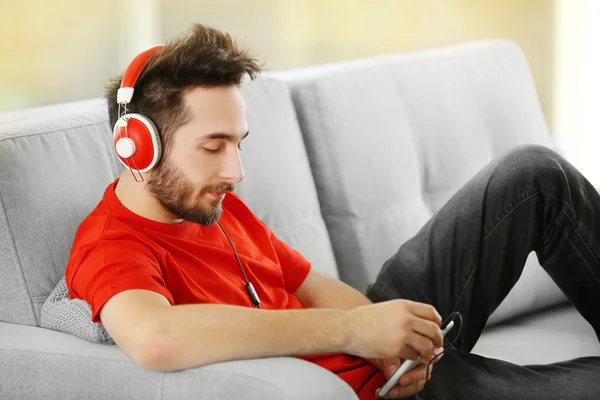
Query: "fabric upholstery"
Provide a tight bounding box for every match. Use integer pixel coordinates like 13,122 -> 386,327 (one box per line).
237,77 -> 339,279
1,40 -> 598,399
473,304 -> 600,365
0,322 -> 357,400
276,64 -> 433,293
41,277 -> 114,344
276,40 -> 568,325
0,99 -> 120,326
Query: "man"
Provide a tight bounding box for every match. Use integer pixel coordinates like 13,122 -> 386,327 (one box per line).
66,23 -> 600,399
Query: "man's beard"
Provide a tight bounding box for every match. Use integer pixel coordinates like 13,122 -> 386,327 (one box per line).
145,159 -> 234,226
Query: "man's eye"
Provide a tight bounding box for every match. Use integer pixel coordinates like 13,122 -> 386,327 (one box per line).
203,145 -> 242,153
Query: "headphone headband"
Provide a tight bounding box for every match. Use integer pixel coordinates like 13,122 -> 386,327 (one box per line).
117,45 -> 165,105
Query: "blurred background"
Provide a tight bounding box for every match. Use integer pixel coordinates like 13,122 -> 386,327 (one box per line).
0,0 -> 598,183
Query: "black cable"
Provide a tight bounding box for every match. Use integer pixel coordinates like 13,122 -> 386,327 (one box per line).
217,221 -> 261,308
444,311 -> 463,347
424,311 -> 463,386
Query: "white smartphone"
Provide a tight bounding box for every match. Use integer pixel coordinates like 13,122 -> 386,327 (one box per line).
378,320 -> 455,397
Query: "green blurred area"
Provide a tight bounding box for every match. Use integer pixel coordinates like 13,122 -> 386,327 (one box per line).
1,0 -> 555,116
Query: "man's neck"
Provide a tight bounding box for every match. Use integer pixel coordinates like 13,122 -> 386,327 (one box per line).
114,172 -> 183,224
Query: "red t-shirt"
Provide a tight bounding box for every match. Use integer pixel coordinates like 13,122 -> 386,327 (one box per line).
66,179 -> 386,399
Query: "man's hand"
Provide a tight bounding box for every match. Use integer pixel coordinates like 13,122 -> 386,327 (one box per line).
344,299 -> 443,361
367,347 -> 444,399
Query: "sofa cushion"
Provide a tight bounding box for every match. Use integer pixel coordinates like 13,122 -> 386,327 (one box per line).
0,76 -> 338,328
278,40 -> 568,324
0,99 -> 120,326
0,322 -> 358,400
238,77 -> 339,279
38,77 -> 339,342
385,40 -> 567,325
474,304 -> 600,365
275,67 -> 432,292
387,40 -> 559,212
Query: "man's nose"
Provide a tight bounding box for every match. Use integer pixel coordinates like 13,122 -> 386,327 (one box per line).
221,148 -> 244,184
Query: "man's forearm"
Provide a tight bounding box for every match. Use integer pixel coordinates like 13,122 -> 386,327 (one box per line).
140,303 -> 351,372
300,273 -> 373,310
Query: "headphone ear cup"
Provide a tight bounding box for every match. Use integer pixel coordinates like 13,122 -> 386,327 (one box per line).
113,113 -> 162,172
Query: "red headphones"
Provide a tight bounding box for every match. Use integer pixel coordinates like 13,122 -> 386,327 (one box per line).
113,45 -> 165,174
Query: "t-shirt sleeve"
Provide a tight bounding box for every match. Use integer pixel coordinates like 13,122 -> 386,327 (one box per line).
67,239 -> 174,322
263,224 -> 312,294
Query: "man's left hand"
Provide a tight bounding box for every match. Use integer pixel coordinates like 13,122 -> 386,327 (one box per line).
366,347 -> 443,399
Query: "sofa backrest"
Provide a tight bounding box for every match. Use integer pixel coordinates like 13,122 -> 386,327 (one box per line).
274,40 -> 562,313
0,79 -> 338,326
0,40 -> 567,328
237,78 -> 339,280
0,100 -> 120,325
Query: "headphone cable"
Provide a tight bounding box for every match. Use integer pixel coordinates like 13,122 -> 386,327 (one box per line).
217,221 -> 261,308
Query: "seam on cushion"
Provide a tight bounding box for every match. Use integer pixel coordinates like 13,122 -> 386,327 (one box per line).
0,347 -> 131,363
1,121 -> 118,180
312,83 -> 354,220
264,209 -> 322,236
390,75 -> 440,215
0,347 -> 352,398
388,68 -> 431,210
160,367 -> 286,391
0,185 -> 38,326
0,348 -> 286,393
327,196 -> 426,224
0,120 -> 108,142
158,373 -> 165,400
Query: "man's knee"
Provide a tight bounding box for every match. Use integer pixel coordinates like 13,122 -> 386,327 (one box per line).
493,144 -> 566,192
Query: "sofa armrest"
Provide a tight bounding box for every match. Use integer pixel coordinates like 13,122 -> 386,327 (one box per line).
0,322 -> 357,400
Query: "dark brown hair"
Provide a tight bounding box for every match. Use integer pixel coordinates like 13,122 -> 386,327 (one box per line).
105,23 -> 261,157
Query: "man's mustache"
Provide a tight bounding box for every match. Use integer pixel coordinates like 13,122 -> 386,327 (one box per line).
201,183 -> 235,194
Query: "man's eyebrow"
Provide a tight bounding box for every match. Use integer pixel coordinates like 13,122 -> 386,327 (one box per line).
197,131 -> 249,142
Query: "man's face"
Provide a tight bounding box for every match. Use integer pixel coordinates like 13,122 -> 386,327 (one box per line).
146,85 -> 248,226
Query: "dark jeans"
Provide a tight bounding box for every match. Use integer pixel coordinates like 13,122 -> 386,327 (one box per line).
365,145 -> 600,400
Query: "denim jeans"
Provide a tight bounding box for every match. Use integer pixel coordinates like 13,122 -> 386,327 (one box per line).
365,145 -> 600,400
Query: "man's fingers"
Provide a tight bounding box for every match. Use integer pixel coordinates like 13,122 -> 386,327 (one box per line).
407,331 -> 435,359
406,300 -> 442,326
399,363 -> 429,387
376,381 -> 426,399
412,317 -> 444,348
381,358 -> 401,379
376,359 -> 436,399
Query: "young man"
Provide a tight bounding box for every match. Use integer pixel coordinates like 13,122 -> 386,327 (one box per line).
66,24 -> 600,399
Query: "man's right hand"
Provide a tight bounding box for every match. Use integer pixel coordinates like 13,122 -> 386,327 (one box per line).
344,299 -> 444,361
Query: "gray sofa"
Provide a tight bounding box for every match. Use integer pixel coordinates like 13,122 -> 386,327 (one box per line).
1,40 -> 598,399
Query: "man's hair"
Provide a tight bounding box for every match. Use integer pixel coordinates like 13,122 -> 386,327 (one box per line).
105,23 -> 261,157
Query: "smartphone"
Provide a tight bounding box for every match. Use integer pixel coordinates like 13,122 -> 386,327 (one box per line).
378,320 -> 455,397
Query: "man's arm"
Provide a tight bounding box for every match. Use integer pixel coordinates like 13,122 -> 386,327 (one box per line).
293,269 -> 447,399
101,286 -> 443,375
293,268 -> 373,309
99,289 -> 350,372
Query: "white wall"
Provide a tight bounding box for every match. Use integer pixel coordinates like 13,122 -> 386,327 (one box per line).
553,0 -> 600,185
